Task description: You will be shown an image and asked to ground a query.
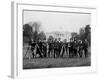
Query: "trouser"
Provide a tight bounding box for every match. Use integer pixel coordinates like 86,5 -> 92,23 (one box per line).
36,47 -> 43,58
61,47 -> 65,57
48,49 -> 52,57
69,48 -> 73,58
79,48 -> 83,58
54,49 -> 58,58
56,49 -> 60,57
73,48 -> 77,57
43,50 -> 47,58
31,48 -> 35,58
84,48 -> 88,57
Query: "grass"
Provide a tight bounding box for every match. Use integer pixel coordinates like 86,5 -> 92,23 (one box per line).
23,57 -> 91,69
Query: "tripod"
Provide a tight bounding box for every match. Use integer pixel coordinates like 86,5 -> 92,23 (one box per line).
24,44 -> 31,58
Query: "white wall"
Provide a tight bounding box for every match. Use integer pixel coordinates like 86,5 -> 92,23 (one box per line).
0,0 -> 100,80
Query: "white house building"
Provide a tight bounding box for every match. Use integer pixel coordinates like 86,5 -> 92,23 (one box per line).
45,31 -> 71,42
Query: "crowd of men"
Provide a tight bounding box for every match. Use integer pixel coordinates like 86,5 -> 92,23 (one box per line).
25,39 -> 89,59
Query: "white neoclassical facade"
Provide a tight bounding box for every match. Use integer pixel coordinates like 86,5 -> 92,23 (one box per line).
45,31 -> 71,42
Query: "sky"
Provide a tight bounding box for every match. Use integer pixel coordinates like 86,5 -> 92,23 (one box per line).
23,10 -> 91,34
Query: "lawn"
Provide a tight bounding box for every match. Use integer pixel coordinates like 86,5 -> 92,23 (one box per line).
23,57 -> 91,69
